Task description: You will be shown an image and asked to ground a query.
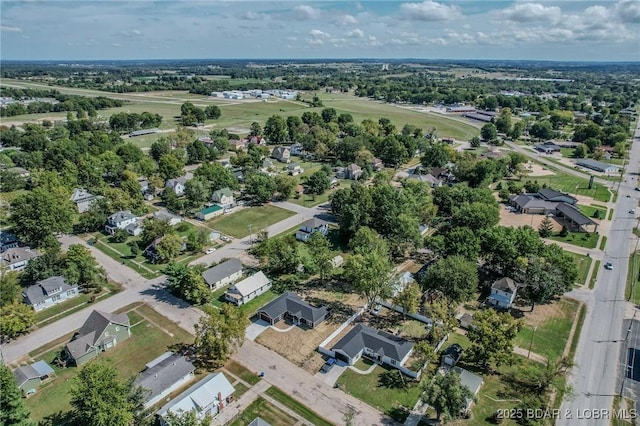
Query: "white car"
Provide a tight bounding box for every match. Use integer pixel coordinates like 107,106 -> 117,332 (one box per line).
205,248 -> 216,254
630,209 -> 636,215
221,236 -> 231,242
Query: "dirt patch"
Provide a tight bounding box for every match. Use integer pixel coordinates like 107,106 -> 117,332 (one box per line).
511,301 -> 566,328
227,126 -> 250,134
255,320 -> 341,372
499,208 -> 562,231
522,161 -> 555,177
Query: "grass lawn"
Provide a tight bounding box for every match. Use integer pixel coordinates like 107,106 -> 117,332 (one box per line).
564,251 -> 592,286
223,359 -> 261,385
445,331 -> 472,350
398,320 -> 429,340
206,205 -> 295,238
626,251 -> 640,304
237,290 -> 279,317
599,236 -> 607,250
589,260 -> 601,289
264,386 -> 334,426
337,362 -> 423,422
577,204 -> 607,219
517,174 -> 611,203
514,298 -> 580,360
547,231 -> 599,249
229,397 -> 297,426
25,304 -> 193,422
288,179 -> 349,208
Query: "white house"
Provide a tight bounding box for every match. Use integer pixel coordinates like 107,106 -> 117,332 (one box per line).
271,147 -> 290,163
23,276 -> 79,312
1,247 -> 39,271
289,143 -> 304,156
295,219 -> 329,242
105,211 -> 139,235
224,271 -> 271,305
288,163 -> 304,176
157,373 -> 234,424
134,352 -> 195,409
212,188 -> 235,209
487,277 -> 518,309
202,259 -> 243,290
165,173 -> 193,197
153,211 -> 182,227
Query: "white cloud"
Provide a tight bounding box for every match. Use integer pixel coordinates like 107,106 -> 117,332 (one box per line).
0,25 -> 22,32
112,43 -> 121,47
499,3 -> 562,23
294,5 -> 320,20
616,0 -> 640,23
309,29 -> 330,39
333,14 -> 358,26
400,1 -> 461,21
346,29 -> 364,38
238,11 -> 266,21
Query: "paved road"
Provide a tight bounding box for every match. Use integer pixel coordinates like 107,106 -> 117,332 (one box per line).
558,118 -> 640,425
234,339 -> 398,426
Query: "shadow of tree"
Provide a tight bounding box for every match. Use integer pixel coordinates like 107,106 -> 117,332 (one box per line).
39,409 -> 76,426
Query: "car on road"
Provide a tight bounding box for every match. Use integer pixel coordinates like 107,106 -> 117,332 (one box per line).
320,358 -> 336,373
220,236 -> 231,242
371,304 -> 382,315
635,187 -> 640,191
205,248 -> 216,254
604,262 -> 613,270
630,209 -> 636,214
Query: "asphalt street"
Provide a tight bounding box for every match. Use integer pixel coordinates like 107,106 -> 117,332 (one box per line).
558,118 -> 640,426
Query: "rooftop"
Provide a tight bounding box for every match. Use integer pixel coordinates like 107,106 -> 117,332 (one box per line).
134,352 -> 195,403
157,373 -> 234,418
258,292 -> 328,324
227,271 -> 270,298
202,259 -> 243,286
332,324 -> 414,363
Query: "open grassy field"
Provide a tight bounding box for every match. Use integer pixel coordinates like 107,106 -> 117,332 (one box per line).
25,303 -> 193,422
564,251 -> 592,286
229,397 -> 297,426
514,298 -> 580,360
337,359 -> 422,422
205,205 -> 295,238
516,173 -> 611,203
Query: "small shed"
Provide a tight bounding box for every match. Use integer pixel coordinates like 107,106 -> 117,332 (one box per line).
13,361 -> 55,396
197,205 -> 223,221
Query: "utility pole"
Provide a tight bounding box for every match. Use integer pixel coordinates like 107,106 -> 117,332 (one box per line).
248,224 -> 254,247
527,326 -> 537,359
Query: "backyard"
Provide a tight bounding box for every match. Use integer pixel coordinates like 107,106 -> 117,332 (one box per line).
205,205 -> 295,238
24,304 -> 193,422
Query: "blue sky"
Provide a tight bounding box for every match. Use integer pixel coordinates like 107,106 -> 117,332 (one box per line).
1,1 -> 638,61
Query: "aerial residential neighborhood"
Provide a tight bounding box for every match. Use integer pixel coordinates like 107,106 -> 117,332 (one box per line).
0,2 -> 639,426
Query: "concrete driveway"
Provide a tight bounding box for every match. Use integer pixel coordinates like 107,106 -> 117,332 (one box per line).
314,361 -> 348,386
245,319 -> 270,341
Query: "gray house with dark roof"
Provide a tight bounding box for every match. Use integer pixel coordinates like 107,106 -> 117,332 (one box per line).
134,352 -> 195,409
23,276 -> 79,312
538,188 -> 577,205
105,210 -> 139,235
0,230 -> 19,253
65,310 -> 131,366
1,246 -> 39,271
201,259 -> 243,290
257,292 -> 329,328
70,188 -> 103,213
331,324 -> 414,371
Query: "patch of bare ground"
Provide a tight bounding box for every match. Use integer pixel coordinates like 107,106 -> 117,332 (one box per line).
255,320 -> 341,372
522,161 -> 556,177
499,208 -> 563,231
511,301 -> 566,328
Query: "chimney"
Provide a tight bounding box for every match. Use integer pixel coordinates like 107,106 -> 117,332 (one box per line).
217,392 -> 222,402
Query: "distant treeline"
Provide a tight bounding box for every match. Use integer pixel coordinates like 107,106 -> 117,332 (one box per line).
0,88 -> 124,117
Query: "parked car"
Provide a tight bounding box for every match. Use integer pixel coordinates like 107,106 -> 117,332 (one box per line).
630,209 -> 636,215
221,236 -> 231,242
635,187 -> 640,191
320,358 -> 336,373
205,248 -> 216,254
604,262 -> 613,270
371,304 -> 382,315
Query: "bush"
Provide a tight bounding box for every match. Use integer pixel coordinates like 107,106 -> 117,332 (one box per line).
175,222 -> 190,232
111,229 -> 128,243
559,225 -> 569,237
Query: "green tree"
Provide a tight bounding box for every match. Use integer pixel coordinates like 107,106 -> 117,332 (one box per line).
343,250 -> 393,307
0,303 -> 36,339
186,230 -> 208,253
0,364 -> 34,426
509,120 -> 526,140
111,228 -> 128,243
494,108 -> 512,134
421,371 -> 474,421
158,153 -> 185,181
349,226 -> 388,256
519,255 -> 570,311
467,309 -> 521,370
193,305 -> 248,368
443,227 -> 480,260
470,136 -> 481,148
184,178 -> 211,208
422,256 -> 478,304
155,234 -> 183,262
264,115 -> 288,144
249,121 -> 262,137
204,105 -> 221,119
69,363 -> 136,426
255,235 -> 301,275
244,173 -> 276,204
538,216 -> 554,238
306,171 -> 330,197
0,271 -> 22,307
127,240 -> 140,257
530,120 -> 554,140
165,263 -> 209,304
480,123 -> 497,141
393,282 -> 421,319
451,202 -> 500,230
420,143 -> 450,168
64,244 -> 107,291
306,233 -> 333,282
161,409 -> 212,426
10,186 -> 75,247
274,175 -> 296,200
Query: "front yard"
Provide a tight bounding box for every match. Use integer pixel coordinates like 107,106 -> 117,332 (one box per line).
24,303 -> 193,422
546,230 -> 599,249
514,297 -> 580,360
337,359 -> 423,422
564,251 -> 592,286
205,204 -> 295,238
